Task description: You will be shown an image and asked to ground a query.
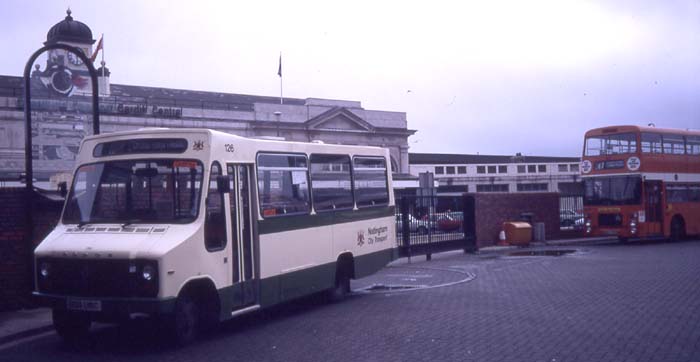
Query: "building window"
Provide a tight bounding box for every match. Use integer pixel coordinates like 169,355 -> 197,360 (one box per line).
517,183 -> 548,192
487,165 -> 497,174
538,165 -> 546,173
570,164 -> 579,172
527,165 -> 536,173
498,165 -> 507,174
517,165 -> 526,173
446,166 -> 456,174
435,166 -> 444,174
477,166 -> 486,174
457,166 -> 467,174
476,184 -> 509,192
558,164 -> 568,172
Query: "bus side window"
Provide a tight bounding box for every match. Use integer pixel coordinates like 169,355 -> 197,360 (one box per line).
353,157 -> 389,208
310,154 -> 353,211
256,153 -> 310,217
205,161 -> 226,251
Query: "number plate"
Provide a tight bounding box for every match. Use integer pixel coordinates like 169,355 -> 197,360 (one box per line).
67,299 -> 102,312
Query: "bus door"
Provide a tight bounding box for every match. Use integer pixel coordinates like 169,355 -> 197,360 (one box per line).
643,180 -> 663,236
227,164 -> 258,309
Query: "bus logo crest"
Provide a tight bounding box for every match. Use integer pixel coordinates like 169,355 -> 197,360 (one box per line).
581,160 -> 592,174
356,230 -> 365,246
627,157 -> 640,171
193,140 -> 205,151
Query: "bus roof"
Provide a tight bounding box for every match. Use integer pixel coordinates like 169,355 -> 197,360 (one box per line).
81,128 -> 389,156
585,125 -> 700,138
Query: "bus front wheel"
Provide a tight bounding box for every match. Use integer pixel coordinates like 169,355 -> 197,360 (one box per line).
670,217 -> 686,242
53,308 -> 91,343
168,294 -> 199,345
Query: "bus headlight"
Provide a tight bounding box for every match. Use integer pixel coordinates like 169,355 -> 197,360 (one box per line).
585,219 -> 591,234
142,265 -> 155,281
40,262 -> 50,278
630,219 -> 637,234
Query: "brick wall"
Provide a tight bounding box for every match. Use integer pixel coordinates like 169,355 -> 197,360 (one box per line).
0,188 -> 63,312
471,192 -> 560,247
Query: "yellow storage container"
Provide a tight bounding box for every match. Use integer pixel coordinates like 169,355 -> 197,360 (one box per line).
503,221 -> 532,246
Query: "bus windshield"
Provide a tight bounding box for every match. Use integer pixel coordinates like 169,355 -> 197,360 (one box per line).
62,159 -> 204,225
584,175 -> 642,206
584,133 -> 637,156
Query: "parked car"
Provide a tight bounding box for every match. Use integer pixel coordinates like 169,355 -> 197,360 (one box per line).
560,210 -> 584,227
437,214 -> 462,232
421,212 -> 463,232
396,214 -> 431,234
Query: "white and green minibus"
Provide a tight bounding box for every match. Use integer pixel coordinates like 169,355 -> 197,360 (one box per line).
33,128 -> 395,344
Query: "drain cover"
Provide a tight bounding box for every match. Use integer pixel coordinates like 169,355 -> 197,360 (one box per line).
506,249 -> 576,257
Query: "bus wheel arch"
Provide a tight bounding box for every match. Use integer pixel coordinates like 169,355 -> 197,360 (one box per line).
670,215 -> 686,241
329,252 -> 354,302
169,277 -> 220,345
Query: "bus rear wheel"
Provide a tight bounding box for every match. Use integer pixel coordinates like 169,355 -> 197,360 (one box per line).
328,268 -> 351,302
53,308 -> 91,343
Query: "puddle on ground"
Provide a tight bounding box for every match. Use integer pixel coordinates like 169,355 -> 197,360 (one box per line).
364,284 -> 425,291
506,249 -> 576,257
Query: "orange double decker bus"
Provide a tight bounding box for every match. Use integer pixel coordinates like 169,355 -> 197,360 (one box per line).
581,125 -> 700,241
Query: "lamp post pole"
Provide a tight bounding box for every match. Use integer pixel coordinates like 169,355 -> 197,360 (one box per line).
23,43 -> 100,295
274,111 -> 281,138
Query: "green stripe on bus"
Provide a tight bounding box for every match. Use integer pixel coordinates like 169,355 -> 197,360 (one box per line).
256,247 -> 394,307
257,206 -> 395,234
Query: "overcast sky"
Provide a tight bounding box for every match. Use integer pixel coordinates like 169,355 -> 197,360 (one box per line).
1,0 -> 698,157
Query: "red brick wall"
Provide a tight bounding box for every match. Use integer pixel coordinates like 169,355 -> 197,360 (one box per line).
471,192 -> 560,247
0,188 -> 63,312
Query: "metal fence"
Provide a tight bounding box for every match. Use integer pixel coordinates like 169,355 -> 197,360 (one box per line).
559,195 -> 584,230
395,195 -> 476,259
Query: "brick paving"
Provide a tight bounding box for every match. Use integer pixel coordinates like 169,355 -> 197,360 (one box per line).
2,239 -> 700,362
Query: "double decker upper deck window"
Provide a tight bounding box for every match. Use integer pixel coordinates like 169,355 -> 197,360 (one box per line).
585,133 -> 637,156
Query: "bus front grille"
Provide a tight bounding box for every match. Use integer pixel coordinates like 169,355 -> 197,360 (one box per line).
36,258 -> 148,298
598,213 -> 623,227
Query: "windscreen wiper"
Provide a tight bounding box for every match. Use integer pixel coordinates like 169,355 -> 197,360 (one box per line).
77,221 -> 91,229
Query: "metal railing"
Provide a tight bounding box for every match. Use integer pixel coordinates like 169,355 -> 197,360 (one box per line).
395,195 -> 476,259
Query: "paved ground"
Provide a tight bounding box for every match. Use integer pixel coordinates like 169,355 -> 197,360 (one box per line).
2,239 -> 700,362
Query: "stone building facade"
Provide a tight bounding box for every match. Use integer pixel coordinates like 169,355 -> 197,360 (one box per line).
0,10 -> 414,186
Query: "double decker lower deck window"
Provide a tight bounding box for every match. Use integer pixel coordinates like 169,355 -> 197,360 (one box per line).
257,154 -> 310,217
353,157 -> 389,207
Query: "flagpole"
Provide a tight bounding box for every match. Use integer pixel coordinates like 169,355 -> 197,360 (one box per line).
279,52 -> 283,105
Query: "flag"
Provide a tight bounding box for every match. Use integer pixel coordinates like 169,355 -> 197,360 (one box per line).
277,53 -> 282,77
91,35 -> 103,63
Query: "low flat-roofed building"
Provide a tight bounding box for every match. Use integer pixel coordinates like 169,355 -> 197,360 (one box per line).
409,152 -> 583,195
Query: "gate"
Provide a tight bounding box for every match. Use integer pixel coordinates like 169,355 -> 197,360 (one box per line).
396,194 -> 476,259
